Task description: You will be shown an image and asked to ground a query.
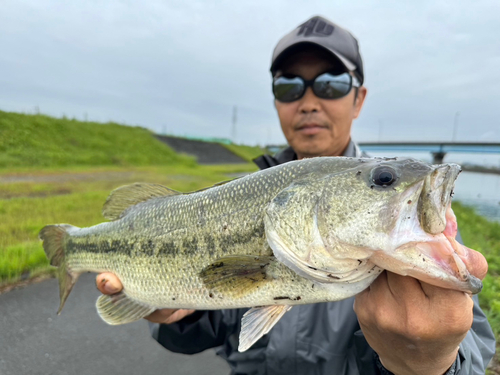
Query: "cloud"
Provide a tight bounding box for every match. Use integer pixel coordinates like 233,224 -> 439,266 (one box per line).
1,0 -> 499,147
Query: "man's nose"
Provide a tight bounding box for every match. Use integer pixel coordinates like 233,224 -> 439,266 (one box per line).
298,87 -> 321,113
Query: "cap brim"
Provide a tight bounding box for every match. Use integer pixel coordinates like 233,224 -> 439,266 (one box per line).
271,41 -> 356,73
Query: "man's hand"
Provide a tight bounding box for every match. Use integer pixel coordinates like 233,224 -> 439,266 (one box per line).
354,247 -> 488,375
95,273 -> 195,324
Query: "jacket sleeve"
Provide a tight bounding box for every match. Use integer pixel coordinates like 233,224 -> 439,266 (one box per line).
453,295 -> 496,374
451,231 -> 496,374
444,231 -> 496,373
148,310 -> 234,354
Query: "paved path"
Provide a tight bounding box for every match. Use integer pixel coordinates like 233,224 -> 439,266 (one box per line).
0,274 -> 230,375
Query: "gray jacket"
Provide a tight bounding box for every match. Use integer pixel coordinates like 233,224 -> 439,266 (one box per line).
150,141 -> 496,375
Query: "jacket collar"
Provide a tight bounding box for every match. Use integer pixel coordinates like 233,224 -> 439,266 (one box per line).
253,139 -> 364,170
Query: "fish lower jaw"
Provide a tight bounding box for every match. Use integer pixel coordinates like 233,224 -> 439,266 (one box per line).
371,238 -> 479,293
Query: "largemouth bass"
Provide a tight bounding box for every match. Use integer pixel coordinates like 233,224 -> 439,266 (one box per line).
39,157 -> 481,352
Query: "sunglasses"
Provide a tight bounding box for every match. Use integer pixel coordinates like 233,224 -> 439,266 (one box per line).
272,72 -> 360,103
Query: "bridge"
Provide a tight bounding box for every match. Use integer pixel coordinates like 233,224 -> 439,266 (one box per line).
357,142 -> 500,164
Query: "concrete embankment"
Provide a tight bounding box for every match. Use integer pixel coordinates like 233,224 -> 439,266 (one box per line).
156,135 -> 247,164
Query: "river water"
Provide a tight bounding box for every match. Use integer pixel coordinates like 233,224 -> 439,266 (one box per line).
453,171 -> 500,222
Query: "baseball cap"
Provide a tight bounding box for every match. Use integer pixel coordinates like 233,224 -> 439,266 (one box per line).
270,16 -> 364,84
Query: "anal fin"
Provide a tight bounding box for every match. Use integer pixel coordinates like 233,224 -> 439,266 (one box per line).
239,305 -> 292,352
96,293 -> 156,325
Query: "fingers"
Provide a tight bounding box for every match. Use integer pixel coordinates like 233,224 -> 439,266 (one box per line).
355,271 -> 426,326
354,271 -> 390,318
94,274 -> 195,325
385,271 -> 425,300
361,271 -> 424,302
145,309 -> 195,324
355,271 -> 473,343
96,273 -> 123,294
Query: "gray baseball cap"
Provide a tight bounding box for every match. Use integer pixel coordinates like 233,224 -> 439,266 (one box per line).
270,16 -> 364,84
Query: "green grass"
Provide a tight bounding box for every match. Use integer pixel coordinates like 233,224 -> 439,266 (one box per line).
0,164 -> 258,199
0,110 -> 195,167
453,202 -> 500,341
223,143 -> 268,162
0,164 -> 257,285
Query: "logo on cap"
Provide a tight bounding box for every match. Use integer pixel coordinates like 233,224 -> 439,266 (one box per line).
297,18 -> 334,37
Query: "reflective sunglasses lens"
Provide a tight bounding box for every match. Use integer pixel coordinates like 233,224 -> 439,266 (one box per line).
313,72 -> 352,99
273,76 -> 305,102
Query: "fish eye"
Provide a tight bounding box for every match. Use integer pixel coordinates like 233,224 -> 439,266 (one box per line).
372,167 -> 397,187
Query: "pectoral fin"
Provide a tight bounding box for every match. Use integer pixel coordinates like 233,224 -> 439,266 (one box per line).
239,305 -> 292,352
199,255 -> 274,298
96,293 -> 156,325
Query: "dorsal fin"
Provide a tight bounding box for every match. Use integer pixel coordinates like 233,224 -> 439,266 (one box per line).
188,178 -> 238,194
102,183 -> 181,220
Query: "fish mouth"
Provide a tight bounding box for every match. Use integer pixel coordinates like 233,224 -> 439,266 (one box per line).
416,163 -> 482,293
387,211 -> 482,294
372,163 -> 482,294
418,163 -> 461,235
427,204 -> 483,293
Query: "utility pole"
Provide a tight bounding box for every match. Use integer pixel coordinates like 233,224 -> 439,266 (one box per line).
452,112 -> 459,142
231,105 -> 237,143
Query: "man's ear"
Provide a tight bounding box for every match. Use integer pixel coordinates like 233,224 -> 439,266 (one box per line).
353,86 -> 367,119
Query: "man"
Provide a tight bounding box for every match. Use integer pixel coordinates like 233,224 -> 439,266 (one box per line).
96,16 -> 495,374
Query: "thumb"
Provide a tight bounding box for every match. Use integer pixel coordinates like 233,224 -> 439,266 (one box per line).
96,273 -> 123,294
461,246 -> 488,280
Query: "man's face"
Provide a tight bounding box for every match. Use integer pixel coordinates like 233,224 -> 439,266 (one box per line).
274,49 -> 367,159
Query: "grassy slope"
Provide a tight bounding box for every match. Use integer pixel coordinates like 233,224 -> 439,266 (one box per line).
222,143 -> 268,162
0,110 -> 194,167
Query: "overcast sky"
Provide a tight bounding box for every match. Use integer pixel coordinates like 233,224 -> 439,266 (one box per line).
1,0 -> 500,150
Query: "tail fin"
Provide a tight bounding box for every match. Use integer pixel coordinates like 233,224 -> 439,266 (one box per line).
39,224 -> 79,314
